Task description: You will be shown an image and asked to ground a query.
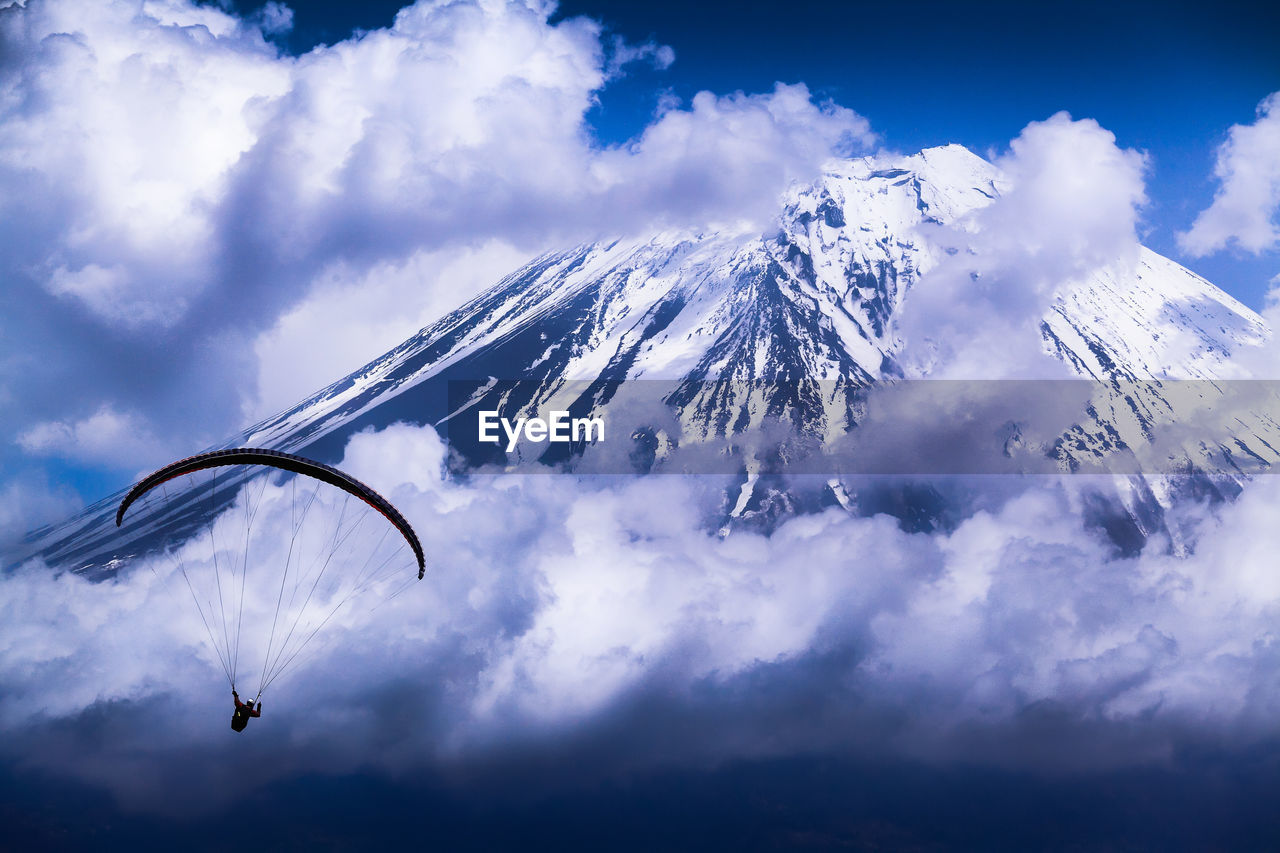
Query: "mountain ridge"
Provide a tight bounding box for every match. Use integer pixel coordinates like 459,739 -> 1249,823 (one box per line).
13,143 -> 1277,570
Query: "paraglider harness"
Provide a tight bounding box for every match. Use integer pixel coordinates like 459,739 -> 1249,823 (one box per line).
231,690 -> 261,732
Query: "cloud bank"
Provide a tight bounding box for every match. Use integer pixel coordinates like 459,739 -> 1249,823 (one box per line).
0,0 -> 871,528
7,423 -> 1280,814
1180,92 -> 1280,257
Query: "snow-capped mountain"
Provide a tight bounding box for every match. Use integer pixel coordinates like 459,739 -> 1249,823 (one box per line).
16,144 -> 1278,570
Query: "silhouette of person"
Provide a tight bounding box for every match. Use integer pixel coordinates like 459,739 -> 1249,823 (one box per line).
231,690 -> 261,733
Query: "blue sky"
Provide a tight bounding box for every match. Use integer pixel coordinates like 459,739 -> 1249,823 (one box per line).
3,0 -> 1280,847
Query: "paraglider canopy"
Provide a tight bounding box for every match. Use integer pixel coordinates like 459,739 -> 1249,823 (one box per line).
116,447 -> 425,579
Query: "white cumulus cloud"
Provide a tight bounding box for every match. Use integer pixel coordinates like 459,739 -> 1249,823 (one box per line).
1179,92 -> 1280,257
245,240 -> 536,421
0,0 -> 871,327
0,0 -> 290,325
898,112 -> 1148,378
0,0 -> 873,501
17,405 -> 185,471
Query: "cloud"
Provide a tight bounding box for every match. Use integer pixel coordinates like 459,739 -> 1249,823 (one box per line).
0,474 -> 81,550
1180,92 -> 1280,257
8,422 -> 1280,812
605,35 -> 675,77
897,112 -> 1148,378
17,405 -> 183,471
223,28 -> 868,271
0,0 -> 872,504
1222,273 -> 1280,378
252,1 -> 293,37
0,0 -> 290,326
590,83 -> 871,233
245,240 -> 536,421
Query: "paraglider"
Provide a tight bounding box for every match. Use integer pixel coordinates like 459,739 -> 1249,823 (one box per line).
116,447 -> 425,729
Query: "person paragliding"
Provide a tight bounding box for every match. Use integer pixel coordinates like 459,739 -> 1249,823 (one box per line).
231,690 -> 261,732
114,447 -> 426,733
